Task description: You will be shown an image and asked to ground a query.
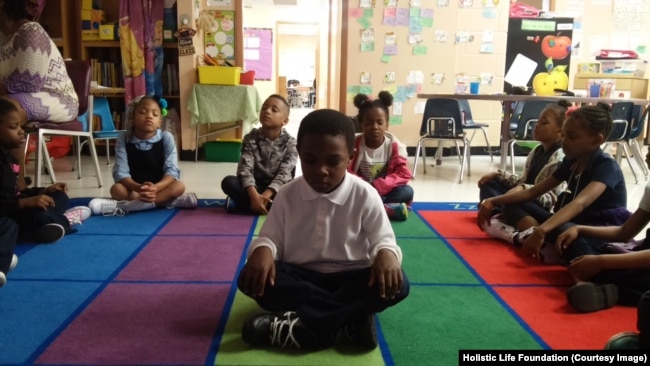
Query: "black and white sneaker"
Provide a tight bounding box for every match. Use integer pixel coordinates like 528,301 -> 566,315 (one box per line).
33,223 -> 66,243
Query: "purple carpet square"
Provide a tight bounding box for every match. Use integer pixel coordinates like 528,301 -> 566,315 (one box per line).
116,235 -> 247,282
36,283 -> 230,365
158,209 -> 255,235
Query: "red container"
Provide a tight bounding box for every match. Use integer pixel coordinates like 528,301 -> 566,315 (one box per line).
239,70 -> 255,85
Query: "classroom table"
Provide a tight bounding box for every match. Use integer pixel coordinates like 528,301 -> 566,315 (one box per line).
187,84 -> 262,162
417,93 -> 650,170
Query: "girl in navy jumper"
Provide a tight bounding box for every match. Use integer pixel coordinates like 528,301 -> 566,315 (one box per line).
88,96 -> 197,215
349,91 -> 413,221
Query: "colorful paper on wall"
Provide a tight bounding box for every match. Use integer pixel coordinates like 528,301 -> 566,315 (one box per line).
413,45 -> 427,55
380,54 -> 391,62
204,10 -> 236,60
382,84 -> 398,94
347,85 -> 361,101
350,8 -> 364,18
409,17 -> 423,33
392,101 -> 403,115
396,8 -> 410,26
361,42 -> 375,51
358,17 -> 372,29
383,45 -> 398,55
360,71 -> 372,84
389,115 -> 403,125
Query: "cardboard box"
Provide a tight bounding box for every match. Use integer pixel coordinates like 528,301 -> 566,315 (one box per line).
197,66 -> 241,86
99,24 -> 115,40
203,139 -> 242,162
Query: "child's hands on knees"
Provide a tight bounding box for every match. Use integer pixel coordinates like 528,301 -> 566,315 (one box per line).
369,249 -> 403,300
19,194 -> 55,210
556,227 -> 579,252
138,182 -> 157,202
522,227 -> 545,259
477,172 -> 498,188
477,199 -> 494,229
239,247 -> 275,297
249,192 -> 271,215
569,255 -> 603,280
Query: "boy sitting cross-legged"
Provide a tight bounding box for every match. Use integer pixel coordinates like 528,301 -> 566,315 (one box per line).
237,109 -> 410,351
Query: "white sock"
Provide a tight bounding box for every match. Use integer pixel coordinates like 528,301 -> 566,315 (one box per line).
125,200 -> 156,212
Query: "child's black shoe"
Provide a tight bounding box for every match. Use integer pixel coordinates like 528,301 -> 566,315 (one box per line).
336,313 -> 378,350
567,282 -> 618,313
604,332 -> 640,350
32,223 -> 65,244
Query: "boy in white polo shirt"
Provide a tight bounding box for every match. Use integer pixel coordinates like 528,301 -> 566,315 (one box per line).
237,109 -> 409,350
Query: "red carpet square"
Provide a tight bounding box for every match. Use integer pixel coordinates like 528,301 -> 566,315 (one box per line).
419,210 -> 488,238
495,286 -> 637,349
449,238 -> 574,286
116,235 -> 248,282
37,283 -> 230,365
158,209 -> 255,236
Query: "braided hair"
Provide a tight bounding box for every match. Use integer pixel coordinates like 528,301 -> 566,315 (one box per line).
565,102 -> 613,139
353,91 -> 394,124
543,100 -> 571,128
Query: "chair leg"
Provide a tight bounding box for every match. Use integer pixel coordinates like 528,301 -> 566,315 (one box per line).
75,136 -> 82,179
455,141 -> 462,163
629,140 -> 649,178
457,138 -> 471,184
621,143 -> 639,184
87,136 -> 103,188
41,139 -> 56,184
105,140 -> 110,165
413,141 -> 421,179
480,127 -> 493,162
508,139 -> 517,175
35,132 -> 44,187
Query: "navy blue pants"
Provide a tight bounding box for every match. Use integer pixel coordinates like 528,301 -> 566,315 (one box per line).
15,190 -> 73,242
221,175 -> 271,213
238,261 -> 410,347
382,185 -> 414,204
638,291 -> 650,348
479,179 -> 512,203
0,217 -> 18,274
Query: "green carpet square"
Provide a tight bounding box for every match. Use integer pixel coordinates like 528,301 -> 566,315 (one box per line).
379,286 -> 543,365
392,214 -> 439,238
215,291 -> 386,365
400,238 -> 479,284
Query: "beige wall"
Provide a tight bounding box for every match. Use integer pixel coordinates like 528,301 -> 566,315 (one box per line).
342,1 -> 510,147
277,34 -> 319,88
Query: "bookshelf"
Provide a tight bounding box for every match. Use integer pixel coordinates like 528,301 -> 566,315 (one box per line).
39,0 -> 77,59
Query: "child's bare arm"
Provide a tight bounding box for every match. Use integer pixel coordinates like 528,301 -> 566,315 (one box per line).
573,208 -> 650,242
369,249 -> 403,300
239,246 -> 275,297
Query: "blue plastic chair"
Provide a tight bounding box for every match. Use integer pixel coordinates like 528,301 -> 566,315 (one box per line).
413,98 -> 471,183
457,99 -> 493,162
78,97 -> 124,165
507,100 -> 555,174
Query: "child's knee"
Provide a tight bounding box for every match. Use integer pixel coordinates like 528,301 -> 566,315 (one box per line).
110,183 -> 131,200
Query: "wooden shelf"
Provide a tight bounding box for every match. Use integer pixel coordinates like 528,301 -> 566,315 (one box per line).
82,41 -> 178,49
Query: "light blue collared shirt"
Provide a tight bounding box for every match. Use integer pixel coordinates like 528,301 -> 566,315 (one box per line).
112,129 -> 181,183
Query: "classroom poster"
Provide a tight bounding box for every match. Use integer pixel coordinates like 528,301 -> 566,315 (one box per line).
244,28 -> 273,80
204,10 -> 236,61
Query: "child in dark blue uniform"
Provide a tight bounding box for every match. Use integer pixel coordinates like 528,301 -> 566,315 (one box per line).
88,96 -> 197,215
0,99 -> 86,284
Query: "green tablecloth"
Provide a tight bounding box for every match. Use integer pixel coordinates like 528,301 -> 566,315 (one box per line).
187,84 -> 262,134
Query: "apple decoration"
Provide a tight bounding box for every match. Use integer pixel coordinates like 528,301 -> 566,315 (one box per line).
532,65 -> 569,96
541,33 -> 572,60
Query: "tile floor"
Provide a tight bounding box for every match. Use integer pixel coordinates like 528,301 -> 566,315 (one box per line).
42,107 -> 649,217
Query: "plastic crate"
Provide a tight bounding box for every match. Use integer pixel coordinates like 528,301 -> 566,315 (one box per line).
203,139 -> 242,162
197,66 -> 241,85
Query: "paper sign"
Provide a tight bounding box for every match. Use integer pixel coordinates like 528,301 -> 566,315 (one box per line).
349,8 -> 363,18
480,73 -> 493,85
414,100 -> 426,114
392,102 -> 403,116
409,18 -> 423,33
359,86 -> 373,95
420,17 -> 433,27
410,8 -> 420,17
407,70 -> 424,84
432,72 -> 444,85
438,0 -> 449,6
396,8 -> 410,26
385,32 -> 397,45
384,71 -> 396,84
363,8 -> 374,17
408,33 -> 422,44
410,0 -> 421,7
360,0 -> 375,8
357,17 -> 372,29
361,42 -> 375,52
480,43 -> 494,53
482,30 -> 493,43
361,28 -> 375,42
383,45 -> 398,55
384,7 -> 397,16
382,84 -> 398,94
381,54 -> 391,63
383,16 -> 396,26
389,115 -> 403,125
420,8 -> 434,18
504,53 -> 538,87
435,30 -> 447,42
413,45 -> 427,55
385,0 -> 397,6
360,71 -> 372,84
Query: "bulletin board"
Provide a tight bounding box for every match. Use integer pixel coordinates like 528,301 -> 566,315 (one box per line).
343,0 -> 509,147
204,10 -> 236,60
244,28 -> 273,80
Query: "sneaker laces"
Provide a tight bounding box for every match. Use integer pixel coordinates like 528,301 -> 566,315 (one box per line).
102,200 -> 127,217
269,312 -> 301,349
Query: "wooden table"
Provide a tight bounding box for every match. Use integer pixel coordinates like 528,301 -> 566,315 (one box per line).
417,93 -> 650,170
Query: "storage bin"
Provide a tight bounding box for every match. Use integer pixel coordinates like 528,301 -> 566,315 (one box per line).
197,66 -> 241,85
203,139 -> 242,162
239,70 -> 255,85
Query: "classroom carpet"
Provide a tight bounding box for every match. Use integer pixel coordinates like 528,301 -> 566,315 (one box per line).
0,199 -> 637,365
